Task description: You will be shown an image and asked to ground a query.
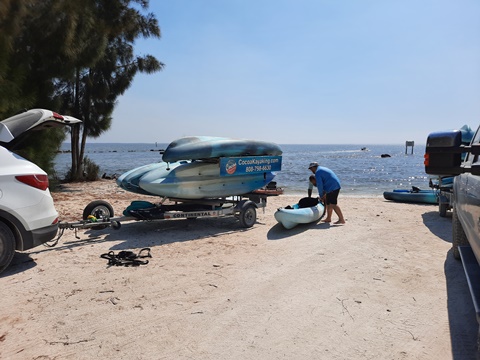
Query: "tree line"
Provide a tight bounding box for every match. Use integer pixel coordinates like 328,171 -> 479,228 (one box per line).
0,0 -> 163,181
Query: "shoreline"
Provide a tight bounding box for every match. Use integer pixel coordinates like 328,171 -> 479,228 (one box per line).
1,180 -> 477,359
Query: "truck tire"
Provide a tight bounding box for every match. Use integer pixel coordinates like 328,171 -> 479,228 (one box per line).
0,222 -> 16,275
452,206 -> 469,260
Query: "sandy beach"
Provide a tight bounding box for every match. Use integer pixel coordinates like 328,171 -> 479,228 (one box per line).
1,180 -> 478,359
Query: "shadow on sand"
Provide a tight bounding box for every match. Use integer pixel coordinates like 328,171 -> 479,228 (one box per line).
422,208 -> 479,359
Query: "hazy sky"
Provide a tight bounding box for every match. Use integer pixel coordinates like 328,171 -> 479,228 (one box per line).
95,0 -> 480,145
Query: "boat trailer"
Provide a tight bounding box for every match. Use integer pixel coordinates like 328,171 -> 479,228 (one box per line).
54,190 -> 282,243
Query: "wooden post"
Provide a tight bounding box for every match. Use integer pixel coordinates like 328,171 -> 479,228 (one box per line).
405,141 -> 414,154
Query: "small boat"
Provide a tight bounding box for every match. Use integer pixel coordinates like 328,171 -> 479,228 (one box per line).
162,136 -> 282,162
383,187 -> 438,204
251,181 -> 284,196
274,198 -> 325,229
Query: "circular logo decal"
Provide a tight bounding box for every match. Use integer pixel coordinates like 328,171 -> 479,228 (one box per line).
225,159 -> 237,175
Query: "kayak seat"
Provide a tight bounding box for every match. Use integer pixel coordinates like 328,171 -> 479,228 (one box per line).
298,197 -> 319,208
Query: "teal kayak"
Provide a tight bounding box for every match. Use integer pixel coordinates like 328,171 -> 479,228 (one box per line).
162,136 -> 282,162
117,160 -> 277,199
383,188 -> 438,204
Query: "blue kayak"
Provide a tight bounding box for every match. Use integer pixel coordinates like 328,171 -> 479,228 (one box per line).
162,136 -> 282,162
383,188 -> 438,204
117,160 -> 277,199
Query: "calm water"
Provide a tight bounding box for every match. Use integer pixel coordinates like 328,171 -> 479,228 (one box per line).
54,143 -> 429,197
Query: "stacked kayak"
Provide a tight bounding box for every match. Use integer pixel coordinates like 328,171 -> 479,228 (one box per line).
117,136 -> 282,200
162,136 -> 282,162
275,198 -> 325,229
383,187 -> 438,204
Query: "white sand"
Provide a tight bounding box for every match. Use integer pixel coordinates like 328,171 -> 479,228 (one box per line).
1,180 -> 478,359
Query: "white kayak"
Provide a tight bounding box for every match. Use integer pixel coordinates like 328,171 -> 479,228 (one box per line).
274,198 -> 325,229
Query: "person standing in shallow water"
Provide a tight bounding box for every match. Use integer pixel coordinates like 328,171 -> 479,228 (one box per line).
308,162 -> 346,224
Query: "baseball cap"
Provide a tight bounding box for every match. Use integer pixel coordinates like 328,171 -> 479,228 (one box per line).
308,162 -> 319,169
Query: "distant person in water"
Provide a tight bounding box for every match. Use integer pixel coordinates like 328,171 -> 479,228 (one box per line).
308,162 -> 346,224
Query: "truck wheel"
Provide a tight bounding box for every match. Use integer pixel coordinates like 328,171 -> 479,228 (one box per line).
439,202 -> 448,217
83,200 -> 115,230
452,207 -> 469,260
239,202 -> 257,228
0,222 -> 15,275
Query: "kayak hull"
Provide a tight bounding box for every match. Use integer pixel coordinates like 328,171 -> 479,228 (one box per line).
383,189 -> 438,204
274,200 -> 325,229
117,161 -> 276,199
162,136 -> 282,162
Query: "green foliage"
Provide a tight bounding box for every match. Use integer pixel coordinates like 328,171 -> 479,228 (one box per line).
64,156 -> 99,182
82,156 -> 100,181
0,0 -> 163,182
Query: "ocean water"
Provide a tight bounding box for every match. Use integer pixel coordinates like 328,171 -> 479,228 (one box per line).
54,143 -> 430,197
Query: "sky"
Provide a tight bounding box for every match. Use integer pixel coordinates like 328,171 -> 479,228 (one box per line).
95,0 -> 480,145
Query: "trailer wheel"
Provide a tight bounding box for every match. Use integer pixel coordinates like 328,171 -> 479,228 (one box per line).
239,202 -> 257,228
439,202 -> 448,217
83,200 -> 114,230
0,222 -> 15,275
452,206 -> 468,260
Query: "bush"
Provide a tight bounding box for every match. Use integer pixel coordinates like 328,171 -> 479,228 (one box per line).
83,156 -> 99,181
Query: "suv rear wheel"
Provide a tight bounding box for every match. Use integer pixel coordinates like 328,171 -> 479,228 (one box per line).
452,206 -> 469,260
0,221 -> 15,274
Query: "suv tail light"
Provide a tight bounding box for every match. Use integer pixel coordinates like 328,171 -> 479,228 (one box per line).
15,174 -> 49,191
52,112 -> 64,120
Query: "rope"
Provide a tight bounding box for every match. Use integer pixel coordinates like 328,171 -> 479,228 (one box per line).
100,248 -> 152,267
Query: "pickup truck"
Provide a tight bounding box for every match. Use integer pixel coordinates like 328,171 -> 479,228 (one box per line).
424,127 -> 480,334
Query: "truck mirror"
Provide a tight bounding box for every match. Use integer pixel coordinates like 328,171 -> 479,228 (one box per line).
470,143 -> 480,155
472,164 -> 480,176
424,130 -> 463,175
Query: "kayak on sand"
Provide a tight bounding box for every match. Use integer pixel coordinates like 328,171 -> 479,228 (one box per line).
274,197 -> 325,229
383,187 -> 438,204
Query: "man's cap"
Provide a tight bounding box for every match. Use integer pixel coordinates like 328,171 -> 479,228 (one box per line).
308,162 -> 319,169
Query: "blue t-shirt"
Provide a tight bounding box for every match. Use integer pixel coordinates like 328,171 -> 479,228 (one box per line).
314,166 -> 341,195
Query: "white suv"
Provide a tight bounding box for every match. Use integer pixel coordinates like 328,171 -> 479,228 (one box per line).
0,109 -> 81,274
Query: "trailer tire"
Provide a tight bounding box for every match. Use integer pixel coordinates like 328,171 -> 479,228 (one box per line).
0,222 -> 15,275
83,200 -> 114,230
452,206 -> 469,260
239,202 -> 257,228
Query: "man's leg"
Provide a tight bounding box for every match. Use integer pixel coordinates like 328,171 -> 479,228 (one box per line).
332,205 -> 345,224
323,205 -> 333,222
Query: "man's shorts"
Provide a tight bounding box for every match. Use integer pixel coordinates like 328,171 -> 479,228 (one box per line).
325,188 -> 340,205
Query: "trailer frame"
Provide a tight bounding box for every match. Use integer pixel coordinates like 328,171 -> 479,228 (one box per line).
52,190 -> 281,245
